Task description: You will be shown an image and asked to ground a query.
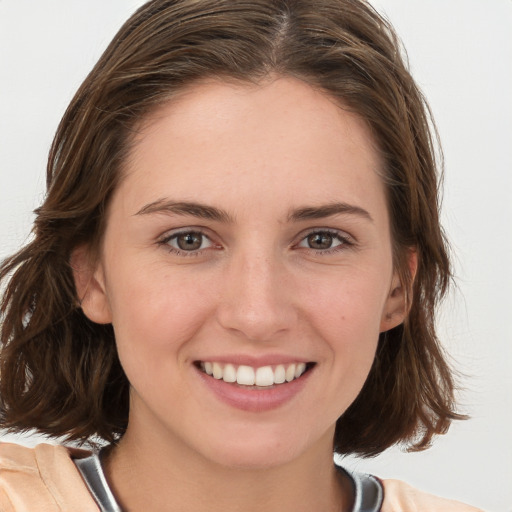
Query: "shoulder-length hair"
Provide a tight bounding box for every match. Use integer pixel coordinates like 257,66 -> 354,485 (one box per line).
0,0 -> 463,456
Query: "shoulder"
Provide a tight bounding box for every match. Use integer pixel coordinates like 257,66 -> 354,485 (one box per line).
381,479 -> 486,512
0,442 -> 99,511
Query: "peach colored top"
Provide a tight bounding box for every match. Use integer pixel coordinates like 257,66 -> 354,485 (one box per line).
0,442 -> 484,512
0,442 -> 99,512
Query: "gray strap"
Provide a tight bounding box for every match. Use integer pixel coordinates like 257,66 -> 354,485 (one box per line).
73,452 -> 123,512
337,465 -> 384,512
73,453 -> 381,512
351,472 -> 383,512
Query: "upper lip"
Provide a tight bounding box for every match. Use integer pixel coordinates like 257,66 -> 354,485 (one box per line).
194,354 -> 313,367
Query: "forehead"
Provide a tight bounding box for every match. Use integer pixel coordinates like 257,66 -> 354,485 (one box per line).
118,76 -> 386,221
131,76 -> 379,162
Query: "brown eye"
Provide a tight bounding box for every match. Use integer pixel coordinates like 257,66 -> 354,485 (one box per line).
165,231 -> 213,253
176,232 -> 203,250
307,232 -> 334,250
297,230 -> 349,252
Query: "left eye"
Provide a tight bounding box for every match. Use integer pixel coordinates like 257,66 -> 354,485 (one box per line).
166,231 -> 213,251
298,231 -> 345,250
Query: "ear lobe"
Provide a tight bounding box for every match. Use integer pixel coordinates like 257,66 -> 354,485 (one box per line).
70,245 -> 112,324
379,277 -> 407,332
380,249 -> 418,333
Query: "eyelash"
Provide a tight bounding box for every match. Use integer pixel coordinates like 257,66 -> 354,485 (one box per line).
158,228 -> 354,257
296,229 -> 354,255
158,229 -> 216,257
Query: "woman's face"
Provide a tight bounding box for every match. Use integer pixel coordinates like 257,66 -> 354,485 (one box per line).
79,77 -> 406,468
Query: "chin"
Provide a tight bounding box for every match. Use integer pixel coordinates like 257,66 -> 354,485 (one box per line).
197,430 -> 313,470
209,448 -> 298,471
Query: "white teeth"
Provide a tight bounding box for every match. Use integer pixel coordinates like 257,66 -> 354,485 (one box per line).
295,362 -> 306,378
255,366 -> 274,386
237,365 -> 255,385
204,362 -> 213,375
285,364 -> 296,382
200,361 -> 310,386
274,364 -> 286,384
222,364 -> 236,383
212,362 -> 223,380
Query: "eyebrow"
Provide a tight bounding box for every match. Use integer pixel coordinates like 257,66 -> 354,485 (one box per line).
288,202 -> 373,223
135,199 -> 234,222
135,199 -> 372,223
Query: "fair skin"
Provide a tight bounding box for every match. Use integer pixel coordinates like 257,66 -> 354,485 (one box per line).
74,77 -> 480,511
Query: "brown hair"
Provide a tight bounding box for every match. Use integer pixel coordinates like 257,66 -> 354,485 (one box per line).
0,0 -> 464,455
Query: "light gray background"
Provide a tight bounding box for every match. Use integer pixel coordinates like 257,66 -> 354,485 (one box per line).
1,1 -> 511,510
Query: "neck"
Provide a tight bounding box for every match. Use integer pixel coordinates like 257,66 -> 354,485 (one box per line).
103,423 -> 352,512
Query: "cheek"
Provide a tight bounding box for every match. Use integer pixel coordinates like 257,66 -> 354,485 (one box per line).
105,265 -> 220,407
105,263 -> 214,363
297,267 -> 388,390
298,264 -> 389,336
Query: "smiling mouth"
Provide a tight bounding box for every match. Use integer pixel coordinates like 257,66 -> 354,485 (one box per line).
196,361 -> 315,388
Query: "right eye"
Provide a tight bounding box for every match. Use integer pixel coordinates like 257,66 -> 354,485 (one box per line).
162,230 -> 214,254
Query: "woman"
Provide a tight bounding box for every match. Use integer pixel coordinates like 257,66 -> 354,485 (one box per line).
0,0 -> 483,510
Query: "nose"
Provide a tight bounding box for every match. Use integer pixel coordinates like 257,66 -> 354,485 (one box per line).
216,249 -> 297,342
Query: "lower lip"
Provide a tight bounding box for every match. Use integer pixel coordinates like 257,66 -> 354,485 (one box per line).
195,366 -> 313,412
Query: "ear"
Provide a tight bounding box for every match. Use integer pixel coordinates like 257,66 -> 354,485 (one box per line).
70,245 -> 112,324
380,249 -> 418,332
